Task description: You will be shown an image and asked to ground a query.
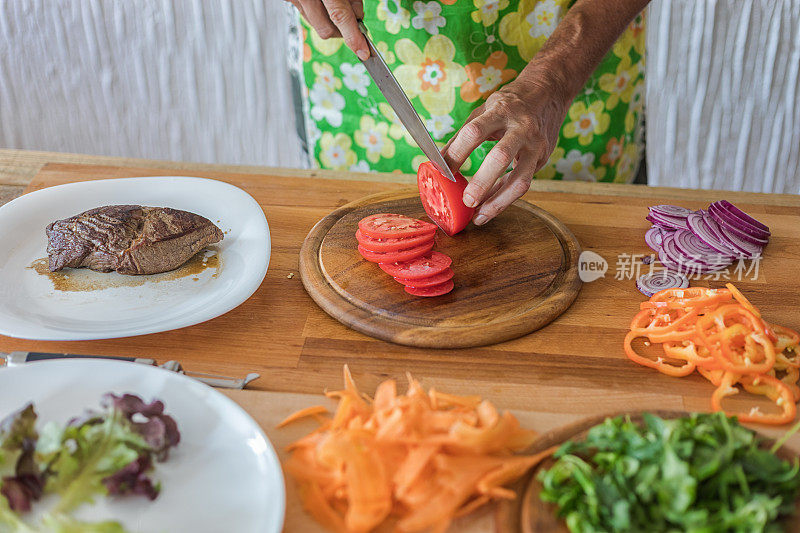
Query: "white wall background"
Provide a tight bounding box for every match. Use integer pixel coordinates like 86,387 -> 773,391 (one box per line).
1,1 -> 799,193
646,0 -> 800,193
0,0 -> 306,167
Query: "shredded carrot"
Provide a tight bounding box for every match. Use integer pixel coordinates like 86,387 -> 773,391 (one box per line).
281,366 -> 547,532
276,405 -> 329,428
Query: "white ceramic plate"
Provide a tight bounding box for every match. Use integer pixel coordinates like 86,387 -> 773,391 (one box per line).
0,359 -> 285,532
0,177 -> 270,340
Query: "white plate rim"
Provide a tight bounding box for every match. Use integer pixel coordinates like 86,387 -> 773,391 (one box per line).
0,359 -> 286,532
0,176 -> 270,341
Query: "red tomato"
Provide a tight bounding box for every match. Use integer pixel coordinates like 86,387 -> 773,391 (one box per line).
355,229 -> 435,253
404,279 -> 454,297
378,251 -> 452,279
394,267 -> 454,288
417,161 -> 475,236
358,240 -> 435,263
359,213 -> 437,239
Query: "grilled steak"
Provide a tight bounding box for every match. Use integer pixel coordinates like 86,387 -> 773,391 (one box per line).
46,205 -> 224,275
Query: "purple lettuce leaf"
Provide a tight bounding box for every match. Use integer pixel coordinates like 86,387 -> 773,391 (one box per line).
102,455 -> 159,501
102,394 -> 180,461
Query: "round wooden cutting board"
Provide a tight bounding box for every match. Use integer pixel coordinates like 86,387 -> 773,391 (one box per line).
299,189 -> 581,348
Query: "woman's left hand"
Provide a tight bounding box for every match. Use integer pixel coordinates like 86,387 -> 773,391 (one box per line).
443,71 -> 570,226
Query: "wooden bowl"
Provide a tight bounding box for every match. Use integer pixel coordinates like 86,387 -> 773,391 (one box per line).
494,410 -> 800,533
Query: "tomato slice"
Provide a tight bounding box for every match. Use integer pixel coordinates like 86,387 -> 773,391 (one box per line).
405,279 -> 454,297
358,240 -> 435,263
378,251 -> 452,279
394,268 -> 454,288
417,161 -> 475,236
355,229 -> 435,253
359,213 -> 437,239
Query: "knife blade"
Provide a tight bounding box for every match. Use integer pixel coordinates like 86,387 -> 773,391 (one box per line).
0,352 -> 260,390
358,22 -> 456,182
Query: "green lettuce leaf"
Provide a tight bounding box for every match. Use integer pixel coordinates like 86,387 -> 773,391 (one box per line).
40,512 -> 128,533
538,413 -> 800,532
42,411 -> 150,514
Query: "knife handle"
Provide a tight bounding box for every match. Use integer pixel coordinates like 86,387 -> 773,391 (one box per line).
22,353 -> 155,365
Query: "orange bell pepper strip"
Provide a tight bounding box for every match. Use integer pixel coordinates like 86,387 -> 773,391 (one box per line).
770,323 -> 800,356
695,305 -> 775,374
624,331 -> 696,377
769,367 -> 800,403
641,287 -> 732,310
697,366 -> 725,386
712,372 -> 796,425
662,341 -> 720,369
725,283 -> 761,318
630,308 -> 701,343
716,323 -> 775,374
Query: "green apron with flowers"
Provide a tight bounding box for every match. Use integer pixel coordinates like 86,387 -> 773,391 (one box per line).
297,0 -> 645,182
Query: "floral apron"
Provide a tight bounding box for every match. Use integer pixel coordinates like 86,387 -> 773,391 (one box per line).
295,0 -> 645,182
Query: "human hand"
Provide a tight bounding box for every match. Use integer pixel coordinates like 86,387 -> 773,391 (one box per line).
285,0 -> 369,60
443,71 -> 570,226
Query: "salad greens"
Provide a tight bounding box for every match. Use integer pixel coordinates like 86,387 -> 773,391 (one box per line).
538,413 -> 800,533
0,394 -> 179,532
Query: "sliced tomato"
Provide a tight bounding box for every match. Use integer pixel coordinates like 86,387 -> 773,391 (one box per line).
358,213 -> 437,239
358,240 -> 435,263
394,268 -> 454,288
417,161 -> 475,236
405,280 -> 454,297
378,251 -> 452,279
355,229 -> 435,253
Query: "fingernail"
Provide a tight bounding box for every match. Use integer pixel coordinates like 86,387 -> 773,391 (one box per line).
357,49 -> 369,61
474,214 -> 488,226
463,194 -> 475,208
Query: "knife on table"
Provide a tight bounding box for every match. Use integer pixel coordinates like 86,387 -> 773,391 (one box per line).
357,21 -> 457,183
0,352 -> 260,390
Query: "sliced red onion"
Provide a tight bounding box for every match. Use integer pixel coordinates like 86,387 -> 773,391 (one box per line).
636,272 -> 690,297
658,247 -> 683,272
647,212 -> 689,230
702,213 -> 746,257
717,200 -> 770,232
686,212 -> 738,257
649,205 -> 694,218
647,201 -> 768,270
708,204 -> 769,244
662,233 -> 731,273
673,229 -> 735,264
716,223 -> 764,258
646,215 -> 682,231
644,227 -> 665,251
712,214 -> 769,246
709,202 -> 770,238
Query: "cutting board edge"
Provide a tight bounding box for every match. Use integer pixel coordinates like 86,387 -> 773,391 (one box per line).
300,190 -> 583,348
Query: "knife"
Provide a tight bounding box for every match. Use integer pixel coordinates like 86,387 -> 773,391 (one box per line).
0,352 -> 260,390
358,21 -> 457,182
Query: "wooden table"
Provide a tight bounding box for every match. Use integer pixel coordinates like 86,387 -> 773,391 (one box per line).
2,149 -> 800,531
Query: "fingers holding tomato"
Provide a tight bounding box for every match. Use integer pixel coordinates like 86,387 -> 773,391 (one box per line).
443,74 -> 568,226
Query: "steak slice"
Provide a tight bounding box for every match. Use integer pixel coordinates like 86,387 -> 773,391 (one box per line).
46,205 -> 224,275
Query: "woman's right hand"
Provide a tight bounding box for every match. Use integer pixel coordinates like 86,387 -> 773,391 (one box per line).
285,0 -> 370,61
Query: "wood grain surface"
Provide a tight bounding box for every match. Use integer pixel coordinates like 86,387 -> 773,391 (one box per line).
0,162 -> 799,426
228,390 -> 800,533
2,159 -> 800,532
300,190 -> 581,348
